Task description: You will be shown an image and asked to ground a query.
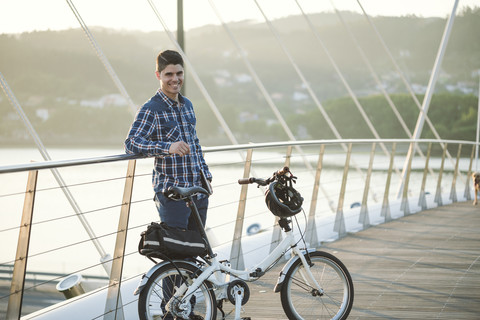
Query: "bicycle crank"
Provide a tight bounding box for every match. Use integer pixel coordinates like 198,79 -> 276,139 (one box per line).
227,280 -> 250,305
227,280 -> 251,320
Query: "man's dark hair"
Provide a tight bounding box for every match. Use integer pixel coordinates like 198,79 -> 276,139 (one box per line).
156,50 -> 184,72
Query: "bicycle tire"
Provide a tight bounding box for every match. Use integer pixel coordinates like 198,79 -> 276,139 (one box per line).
280,251 -> 354,320
138,261 -> 217,320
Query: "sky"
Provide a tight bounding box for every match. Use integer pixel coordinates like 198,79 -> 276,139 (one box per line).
0,0 -> 478,34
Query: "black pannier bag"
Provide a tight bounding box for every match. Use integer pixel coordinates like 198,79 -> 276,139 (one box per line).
138,222 -> 207,259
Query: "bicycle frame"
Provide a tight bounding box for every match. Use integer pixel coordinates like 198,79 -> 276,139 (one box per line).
168,223 -> 322,310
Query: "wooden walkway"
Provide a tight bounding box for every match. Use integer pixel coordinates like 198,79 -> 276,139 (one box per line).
227,201 -> 480,319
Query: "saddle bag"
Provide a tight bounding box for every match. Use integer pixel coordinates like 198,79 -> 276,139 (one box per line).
138,222 -> 207,259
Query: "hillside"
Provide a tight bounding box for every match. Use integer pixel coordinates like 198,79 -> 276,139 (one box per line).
0,8 -> 479,147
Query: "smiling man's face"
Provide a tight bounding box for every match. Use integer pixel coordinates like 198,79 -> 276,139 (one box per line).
156,64 -> 184,101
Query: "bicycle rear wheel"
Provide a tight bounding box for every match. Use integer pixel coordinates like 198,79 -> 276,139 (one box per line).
280,251 -> 354,320
138,261 -> 217,320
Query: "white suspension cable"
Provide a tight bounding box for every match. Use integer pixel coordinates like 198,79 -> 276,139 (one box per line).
327,1 -> 434,178
401,0 -> 460,191
253,0 -> 396,156
0,71 -> 112,276
355,0 -> 463,188
252,0 -> 342,141
208,0 -> 296,143
255,0 -> 395,175
66,0 -> 137,115
208,0 -> 335,210
294,0 -> 393,201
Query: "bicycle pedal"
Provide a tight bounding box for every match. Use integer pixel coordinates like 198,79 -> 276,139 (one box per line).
241,317 -> 251,320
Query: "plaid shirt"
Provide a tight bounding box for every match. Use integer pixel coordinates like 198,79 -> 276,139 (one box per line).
124,90 -> 211,193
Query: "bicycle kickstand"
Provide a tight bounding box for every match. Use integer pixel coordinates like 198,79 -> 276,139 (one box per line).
233,287 -> 250,320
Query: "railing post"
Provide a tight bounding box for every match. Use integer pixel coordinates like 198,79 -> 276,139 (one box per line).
305,145 -> 325,247
7,169 -> 38,320
450,144 -> 462,202
359,143 -> 376,228
284,145 -> 292,167
464,145 -> 475,200
400,142 -> 414,215
104,159 -> 136,320
435,143 -> 448,206
270,146 -> 292,253
381,143 -> 396,222
418,143 -> 432,210
334,143 -> 352,237
230,149 -> 253,269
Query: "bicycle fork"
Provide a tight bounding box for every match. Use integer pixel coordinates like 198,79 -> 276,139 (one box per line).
274,247 -> 323,295
296,248 -> 324,294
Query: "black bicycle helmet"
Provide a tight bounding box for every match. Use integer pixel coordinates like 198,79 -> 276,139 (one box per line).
265,181 -> 303,218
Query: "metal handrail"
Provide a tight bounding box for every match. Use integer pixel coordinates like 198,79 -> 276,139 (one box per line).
2,138 -> 477,319
0,139 -> 477,175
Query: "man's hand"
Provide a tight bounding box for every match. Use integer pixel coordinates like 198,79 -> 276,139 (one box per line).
169,141 -> 190,156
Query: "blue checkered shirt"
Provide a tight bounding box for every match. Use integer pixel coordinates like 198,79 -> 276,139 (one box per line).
124,90 -> 212,194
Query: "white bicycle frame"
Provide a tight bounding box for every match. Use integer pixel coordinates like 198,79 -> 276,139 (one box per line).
167,226 -> 322,316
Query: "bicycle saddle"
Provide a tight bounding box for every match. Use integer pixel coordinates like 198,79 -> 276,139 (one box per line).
167,185 -> 209,198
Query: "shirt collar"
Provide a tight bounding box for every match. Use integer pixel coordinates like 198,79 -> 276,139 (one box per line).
157,89 -> 185,108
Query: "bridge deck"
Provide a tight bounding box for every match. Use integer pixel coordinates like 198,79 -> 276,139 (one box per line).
2,201 -> 479,319
231,201 -> 480,319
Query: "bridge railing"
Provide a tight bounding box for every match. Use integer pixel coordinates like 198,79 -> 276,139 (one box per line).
0,139 -> 477,319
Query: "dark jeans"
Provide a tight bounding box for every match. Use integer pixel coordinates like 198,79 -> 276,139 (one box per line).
154,192 -> 208,230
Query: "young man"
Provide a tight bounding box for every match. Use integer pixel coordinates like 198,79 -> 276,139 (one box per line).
125,49 -> 212,231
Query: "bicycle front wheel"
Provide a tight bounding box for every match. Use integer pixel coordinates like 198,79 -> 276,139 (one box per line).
280,251 -> 354,320
138,261 -> 217,320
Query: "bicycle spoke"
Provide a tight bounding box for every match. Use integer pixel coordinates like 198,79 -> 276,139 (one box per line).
290,274 -> 317,292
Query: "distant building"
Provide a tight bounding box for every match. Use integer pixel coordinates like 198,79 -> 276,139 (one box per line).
25,95 -> 45,107
235,74 -> 252,83
238,111 -> 259,123
214,69 -> 233,87
292,91 -> 308,101
80,94 -> 127,108
445,82 -> 475,95
411,83 -> 427,94
36,109 -> 49,121
271,92 -> 284,100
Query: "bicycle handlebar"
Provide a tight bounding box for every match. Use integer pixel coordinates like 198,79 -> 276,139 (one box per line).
238,177 -> 269,186
237,166 -> 293,186
238,177 -> 256,185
